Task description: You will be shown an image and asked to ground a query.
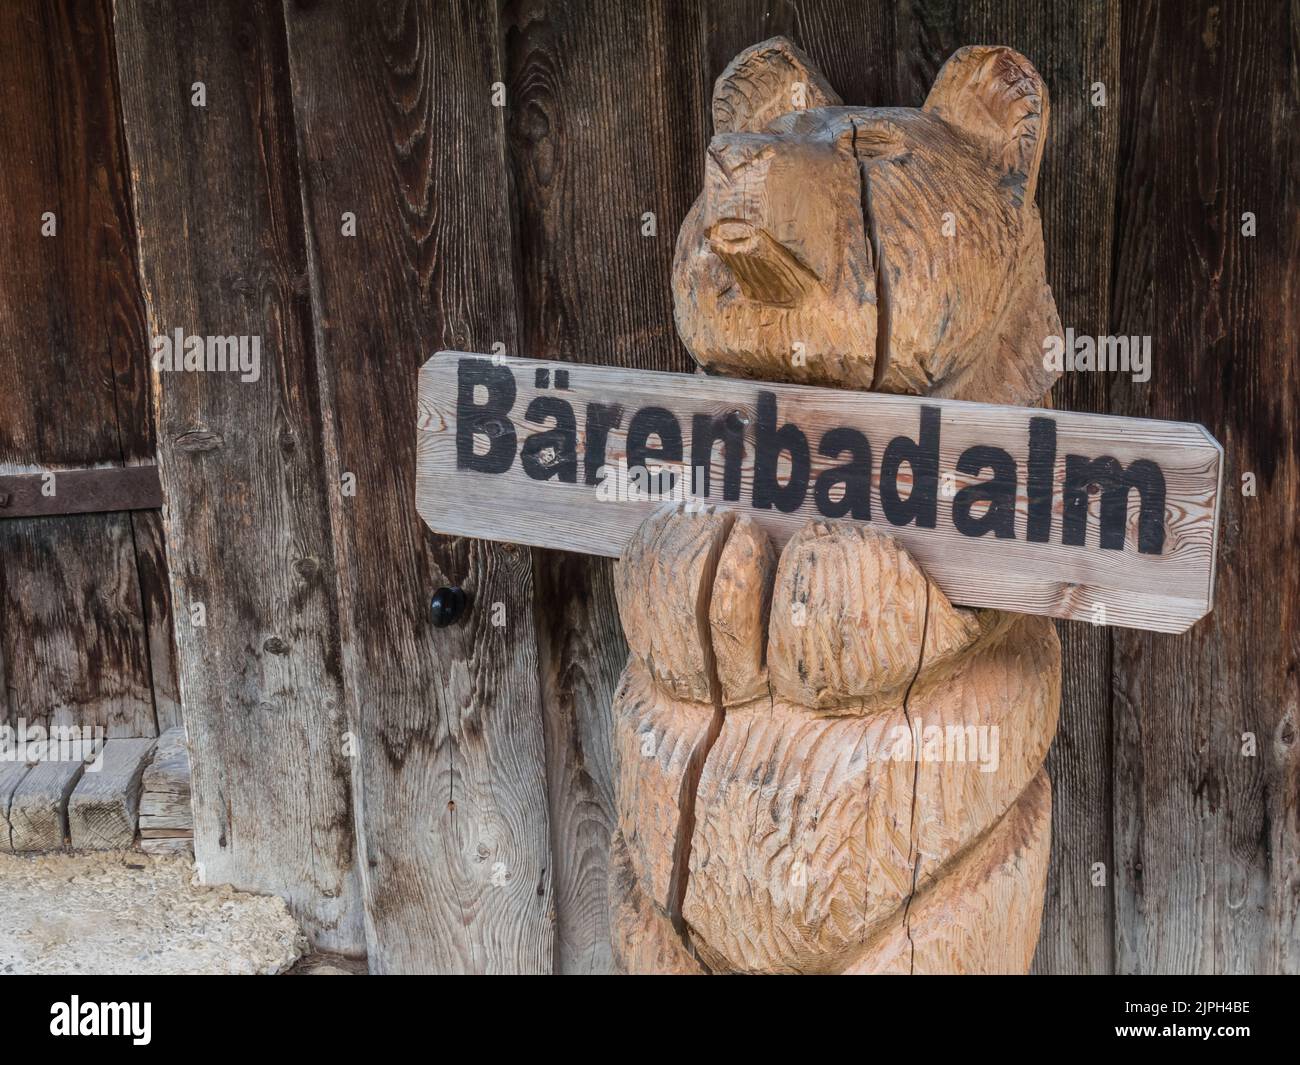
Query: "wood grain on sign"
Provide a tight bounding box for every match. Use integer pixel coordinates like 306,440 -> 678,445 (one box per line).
418,353 -> 1222,634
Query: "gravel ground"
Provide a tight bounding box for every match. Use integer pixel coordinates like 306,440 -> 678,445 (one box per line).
0,850 -> 307,975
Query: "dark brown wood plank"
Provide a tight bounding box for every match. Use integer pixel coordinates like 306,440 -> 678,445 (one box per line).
113,0 -> 363,950
282,0 -> 553,972
0,466 -> 161,518
894,0 -> 1122,975
701,0 -> 898,116
499,0 -> 712,972
1108,0 -> 1299,974
0,513 -> 163,738
0,0 -> 173,742
130,508 -> 182,732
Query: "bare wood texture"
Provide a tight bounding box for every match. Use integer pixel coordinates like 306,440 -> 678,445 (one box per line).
598,36 -> 1069,974
888,0 -> 1123,977
608,506 -> 1059,972
2,0 -> 1276,973
499,0 -> 709,973
0,467 -> 162,519
0,515 -> 166,738
676,40 -> 1061,406
9,758 -> 83,852
1106,0 -> 1300,974
281,0 -> 552,971
138,726 -> 192,843
113,0 -> 363,950
0,0 -> 175,743
0,761 -> 34,853
418,353 -> 1222,632
533,554 -> 624,973
68,737 -> 157,849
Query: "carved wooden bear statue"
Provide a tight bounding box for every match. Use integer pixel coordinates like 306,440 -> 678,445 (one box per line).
608,39 -> 1064,974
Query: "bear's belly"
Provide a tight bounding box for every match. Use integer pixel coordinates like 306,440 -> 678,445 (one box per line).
612,612 -> 1059,974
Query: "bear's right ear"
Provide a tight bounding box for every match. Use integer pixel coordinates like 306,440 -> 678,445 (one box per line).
924,46 -> 1049,207
713,37 -> 841,134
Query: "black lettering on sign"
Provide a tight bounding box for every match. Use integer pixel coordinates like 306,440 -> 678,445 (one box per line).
753,391 -> 810,513
628,407 -> 683,493
880,406 -> 940,529
814,427 -> 872,520
691,412 -> 745,502
584,402 -> 624,485
1026,416 -> 1056,543
456,357 -> 517,474
422,354 -> 1222,633
1063,455 -> 1167,554
521,396 -> 578,482
952,445 -> 1018,539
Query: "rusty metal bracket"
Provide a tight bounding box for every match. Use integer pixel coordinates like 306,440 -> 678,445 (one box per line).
0,466 -> 163,519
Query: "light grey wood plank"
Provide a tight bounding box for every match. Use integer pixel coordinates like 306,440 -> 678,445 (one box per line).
114,0 -> 364,950
9,759 -> 84,851
68,738 -> 157,849
1,760 -> 34,853
139,726 -> 192,835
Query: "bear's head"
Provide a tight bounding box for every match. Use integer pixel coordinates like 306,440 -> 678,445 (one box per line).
673,38 -> 1061,407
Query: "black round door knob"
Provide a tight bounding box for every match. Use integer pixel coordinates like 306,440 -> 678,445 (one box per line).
430,586 -> 468,628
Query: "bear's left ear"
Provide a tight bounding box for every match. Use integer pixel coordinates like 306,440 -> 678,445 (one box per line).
713,37 -> 841,134
924,46 -> 1049,207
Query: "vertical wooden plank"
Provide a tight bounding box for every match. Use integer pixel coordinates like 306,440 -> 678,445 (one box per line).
114,0 -> 364,951
0,515 -> 161,738
131,509 -> 183,732
282,0 -> 553,972
1109,0 -> 1299,973
893,0 -> 1121,974
0,0 -> 175,741
499,0 -> 710,972
701,0 -> 897,112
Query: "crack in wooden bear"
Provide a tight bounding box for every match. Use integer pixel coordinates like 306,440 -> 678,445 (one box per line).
608,39 -> 1064,974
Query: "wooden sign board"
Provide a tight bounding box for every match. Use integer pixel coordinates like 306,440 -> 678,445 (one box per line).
417,352 -> 1223,633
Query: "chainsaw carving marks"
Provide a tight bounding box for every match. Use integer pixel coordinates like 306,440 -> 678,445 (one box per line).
610,37 -> 1064,974
673,40 -> 1061,408
609,506 -> 1059,974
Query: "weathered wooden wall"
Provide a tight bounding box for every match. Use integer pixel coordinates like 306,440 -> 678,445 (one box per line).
0,0 -> 178,744
0,0 -> 1294,973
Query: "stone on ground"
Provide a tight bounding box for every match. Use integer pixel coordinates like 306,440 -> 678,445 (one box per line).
0,851 -> 307,975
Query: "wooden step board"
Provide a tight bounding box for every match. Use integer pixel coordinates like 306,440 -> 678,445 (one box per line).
68,738 -> 157,850
138,727 -> 194,856
7,758 -> 84,851
2,737 -> 187,852
1,759 -> 36,851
